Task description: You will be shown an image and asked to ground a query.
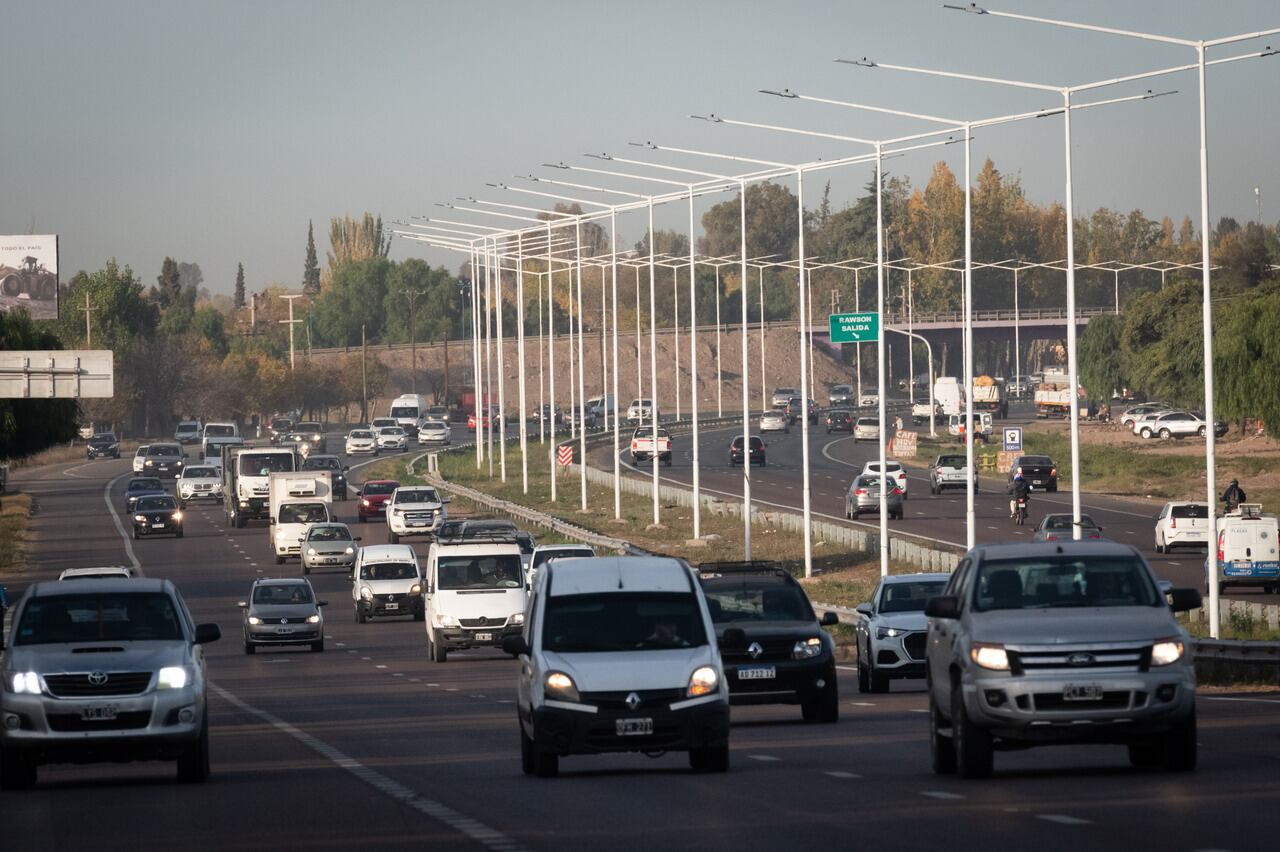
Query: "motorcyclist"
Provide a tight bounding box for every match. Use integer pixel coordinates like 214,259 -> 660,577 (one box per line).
1222,479 -> 1246,511
1010,473 -> 1032,519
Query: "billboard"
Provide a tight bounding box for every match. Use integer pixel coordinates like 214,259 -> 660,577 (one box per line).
0,234 -> 59,321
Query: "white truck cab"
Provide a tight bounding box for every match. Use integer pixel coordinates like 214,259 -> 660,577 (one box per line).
1212,503 -> 1280,593
386,485 -> 451,543
424,527 -> 527,662
268,471 -> 333,564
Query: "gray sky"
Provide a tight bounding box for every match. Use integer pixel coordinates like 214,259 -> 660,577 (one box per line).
3,0 -> 1276,297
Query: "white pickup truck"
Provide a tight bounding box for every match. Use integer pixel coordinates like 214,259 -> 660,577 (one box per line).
912,402 -> 940,425
630,426 -> 672,465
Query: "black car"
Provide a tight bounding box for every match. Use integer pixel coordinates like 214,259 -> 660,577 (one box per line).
1006,454 -> 1058,493
142,443 -> 186,478
730,435 -> 766,466
825,410 -> 853,434
301,454 -> 349,501
131,494 -> 184,539
124,477 -> 167,512
268,416 -> 294,445
697,561 -> 840,723
86,432 -> 120,459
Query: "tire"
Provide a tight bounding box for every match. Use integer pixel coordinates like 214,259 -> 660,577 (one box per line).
520,724 -> 537,775
1140,427 -> 1152,439
0,746 -> 36,790
857,647 -> 870,693
275,555 -> 284,565
1159,428 -> 1172,440
389,531 -> 399,544
1161,711 -> 1197,771
176,715 -> 210,783
413,607 -> 425,623
1127,742 -> 1162,769
689,744 -> 729,773
311,639 -> 324,653
303,564 -> 311,575
1155,536 -> 1165,554
930,691 -> 957,775
868,656 -> 889,694
431,633 -> 447,663
244,641 -> 255,655
356,607 -> 367,624
1198,426 -> 1206,437
235,514 -> 246,529
952,684 -> 993,779
176,528 -> 184,539
132,526 -> 140,540
801,680 -> 839,723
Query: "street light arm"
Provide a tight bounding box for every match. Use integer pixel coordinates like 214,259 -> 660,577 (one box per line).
843,57 -> 1060,92
697,113 -> 879,147
761,87 -> 966,127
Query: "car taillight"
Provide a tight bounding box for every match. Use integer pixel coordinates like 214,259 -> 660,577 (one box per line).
937,468 -> 943,475
1046,534 -> 1058,541
1171,516 -> 1177,529
631,441 -> 637,450
892,487 -> 902,495
1218,532 -> 1225,565
1050,467 -> 1057,477
855,489 -> 867,496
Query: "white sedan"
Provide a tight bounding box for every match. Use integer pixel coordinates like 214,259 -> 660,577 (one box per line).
132,445 -> 151,473
376,426 -> 408,452
858,393 -> 879,408
344,429 -> 378,455
759,409 -> 790,433
861,459 -> 908,498
854,417 -> 879,443
417,421 -> 451,445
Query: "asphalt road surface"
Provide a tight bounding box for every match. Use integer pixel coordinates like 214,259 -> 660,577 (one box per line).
5,427 -> 1279,851
590,409 -> 1279,607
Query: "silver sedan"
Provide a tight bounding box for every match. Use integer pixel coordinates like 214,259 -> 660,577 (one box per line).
845,475 -> 904,520
299,522 -> 361,575
759,409 -> 790,433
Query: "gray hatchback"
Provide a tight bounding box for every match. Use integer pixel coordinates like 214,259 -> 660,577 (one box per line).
299,522 -> 360,575
845,475 -> 904,520
238,578 -> 327,654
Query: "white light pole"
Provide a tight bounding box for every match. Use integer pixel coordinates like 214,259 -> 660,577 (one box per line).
278,294 -> 305,370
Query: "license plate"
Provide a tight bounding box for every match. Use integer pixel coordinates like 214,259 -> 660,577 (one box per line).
384,602 -> 399,610
473,632 -> 493,641
410,522 -> 427,527
81,705 -> 118,721
1031,479 -> 1044,485
1063,684 -> 1104,701
737,666 -> 776,680
152,523 -> 165,529
615,717 -> 653,736
275,627 -> 294,634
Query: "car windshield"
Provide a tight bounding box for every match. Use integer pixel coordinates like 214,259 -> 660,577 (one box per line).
1043,515 -> 1099,532
279,504 -> 328,524
136,496 -> 176,511
303,457 -> 341,471
531,548 -> 593,573
437,554 -> 522,589
271,419 -> 292,430
205,425 -> 235,438
972,555 -> 1160,611
183,467 -> 216,478
857,418 -> 877,427
1020,456 -> 1053,466
542,592 -> 708,652
149,445 -> 180,457
350,431 -> 373,439
1171,504 -> 1208,519
253,584 -> 314,605
135,447 -> 149,456
176,424 -> 199,433
427,407 -> 447,415
878,580 -> 947,613
240,452 -> 294,476
372,419 -> 395,428
91,433 -> 116,442
701,578 -> 813,623
363,482 -> 397,496
395,489 -> 440,504
129,479 -> 162,492
855,476 -> 886,489
390,406 -> 418,418
379,427 -> 404,435
307,525 -> 351,541
938,456 -> 966,468
16,592 -> 184,645
359,562 -> 418,581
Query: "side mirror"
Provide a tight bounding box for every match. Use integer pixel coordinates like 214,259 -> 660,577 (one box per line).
1169,588 -> 1202,613
298,537 -> 306,543
317,600 -> 329,607
924,595 -> 961,620
502,636 -> 531,657
194,623 -> 222,644
237,601 -> 247,608
721,627 -> 747,651
1157,580 -> 1174,595
820,611 -> 840,626
343,466 -> 350,473
355,490 -> 362,497
443,497 -> 452,504
353,536 -> 363,542
855,602 -> 873,616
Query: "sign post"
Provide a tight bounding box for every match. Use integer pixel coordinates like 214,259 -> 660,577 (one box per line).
828,312 -> 881,344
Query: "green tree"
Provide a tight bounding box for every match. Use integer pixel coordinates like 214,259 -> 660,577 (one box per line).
0,311 -> 79,459
55,260 -> 157,350
234,262 -> 246,309
1077,313 -> 1126,400
154,256 -> 181,309
311,258 -> 392,346
303,221 -> 321,298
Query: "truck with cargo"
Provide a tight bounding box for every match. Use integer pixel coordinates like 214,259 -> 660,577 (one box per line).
1034,383 -> 1073,418
1210,504 -> 1280,593
971,375 -> 1008,418
222,445 -> 299,528
267,470 -> 334,564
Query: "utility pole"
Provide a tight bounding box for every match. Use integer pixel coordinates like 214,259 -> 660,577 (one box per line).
402,288 -> 428,394
84,293 -> 94,346
361,323 -> 368,423
250,292 -> 257,334
279,294 -> 305,370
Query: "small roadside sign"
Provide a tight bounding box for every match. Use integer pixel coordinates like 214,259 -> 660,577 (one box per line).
557,445 -> 573,466
891,430 -> 918,458
828,312 -> 880,343
1003,426 -> 1023,452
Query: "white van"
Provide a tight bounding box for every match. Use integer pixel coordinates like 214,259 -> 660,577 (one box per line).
202,421 -> 239,442
1212,504 -> 1280,593
390,394 -> 429,436
423,525 -> 527,662
504,556 -> 731,777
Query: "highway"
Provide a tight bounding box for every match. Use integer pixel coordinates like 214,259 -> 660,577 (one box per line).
4,428 -> 1279,851
589,404 -> 1280,607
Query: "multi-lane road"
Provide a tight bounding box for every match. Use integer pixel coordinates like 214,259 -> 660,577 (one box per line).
5,428 -> 1280,851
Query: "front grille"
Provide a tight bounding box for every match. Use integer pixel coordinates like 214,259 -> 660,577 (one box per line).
258,616 -> 311,625
459,617 -> 508,628
373,594 -> 414,605
722,637 -> 798,663
45,672 -> 153,698
47,711 -> 152,732
578,687 -> 686,711
405,511 -> 435,523
1032,691 -> 1141,712
1010,645 -> 1149,675
903,632 -> 927,661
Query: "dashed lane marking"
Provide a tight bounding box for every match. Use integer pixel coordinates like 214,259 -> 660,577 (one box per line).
1201,696 -> 1280,705
849,702 -> 876,707
1037,815 -> 1091,825
920,791 -> 965,800
907,708 -> 929,713
748,755 -> 780,762
210,683 -> 529,851
375,664 -> 388,669
825,771 -> 862,779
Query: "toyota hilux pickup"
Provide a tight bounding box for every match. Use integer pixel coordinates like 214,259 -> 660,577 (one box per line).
386,485 -> 451,543
925,541 -> 1201,779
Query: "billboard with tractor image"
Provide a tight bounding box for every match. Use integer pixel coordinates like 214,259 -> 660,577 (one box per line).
0,234 -> 58,321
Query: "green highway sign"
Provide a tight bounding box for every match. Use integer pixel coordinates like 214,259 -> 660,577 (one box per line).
829,312 -> 880,343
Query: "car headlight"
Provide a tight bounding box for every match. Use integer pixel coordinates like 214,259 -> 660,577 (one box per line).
970,643 -> 1011,671
687,666 -> 719,697
1151,638 -> 1185,666
409,583 -> 422,595
510,612 -> 525,625
172,511 -> 183,522
145,459 -> 153,466
393,508 -> 403,516
307,547 -> 317,556
433,613 -> 460,628
876,626 -> 906,640
360,586 -> 373,600
792,637 -> 823,659
133,514 -> 145,522
544,671 -> 580,702
248,616 -> 262,625
306,614 -> 321,624
312,434 -> 321,441
361,499 -> 370,507
8,672 -> 41,694
344,546 -> 354,555
157,666 -> 189,689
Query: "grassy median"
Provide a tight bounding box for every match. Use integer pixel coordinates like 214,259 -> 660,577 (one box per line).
0,491 -> 33,576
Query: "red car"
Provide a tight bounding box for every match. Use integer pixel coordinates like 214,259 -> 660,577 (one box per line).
357,479 -> 400,522
466,406 -> 500,432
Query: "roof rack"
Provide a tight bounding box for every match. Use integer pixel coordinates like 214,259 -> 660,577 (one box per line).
696,560 -> 787,577
1233,502 -> 1264,519
435,519 -> 522,545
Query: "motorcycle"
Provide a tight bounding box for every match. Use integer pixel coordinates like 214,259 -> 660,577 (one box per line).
1013,497 -> 1028,526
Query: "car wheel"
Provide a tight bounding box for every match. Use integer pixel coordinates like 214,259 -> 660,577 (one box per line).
1198,426 -> 1207,437
1161,710 -> 1197,771
431,634 -> 447,663
930,691 -> 957,775
389,531 -> 399,544
688,744 -> 729,773
244,641 -> 255,655
176,714 -> 211,783
520,724 -> 538,775
356,607 -> 367,625
1155,535 -> 1165,554
868,656 -> 889,694
234,514 -> 246,529
1159,428 -> 1172,440
311,639 -> 324,653
1140,427 -> 1152,439
857,648 -> 870,693
952,683 -> 993,778
303,564 -> 311,575
0,746 -> 36,790
413,607 -> 425,623
132,526 -> 139,540
801,678 -> 839,724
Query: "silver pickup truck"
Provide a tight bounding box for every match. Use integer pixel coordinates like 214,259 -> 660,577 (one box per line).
925,541 -> 1201,779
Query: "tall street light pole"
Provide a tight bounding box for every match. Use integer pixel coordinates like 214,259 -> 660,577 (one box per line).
279,294 -> 305,371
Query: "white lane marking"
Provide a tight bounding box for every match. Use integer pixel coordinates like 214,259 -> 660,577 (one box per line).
986,526 -> 999,531
427,683 -> 440,687
62,461 -> 98,478
1201,696 -> 1280,705
835,665 -> 859,672
1170,562 -> 1182,566
849,702 -> 876,707
375,664 -> 387,669
748,755 -> 780,762
1125,530 -> 1136,535
915,511 -> 927,516
921,791 -> 965,800
210,683 -> 528,851
907,708 -> 929,713
1037,815 -> 1091,825
825,771 -> 862,779
446,687 -> 458,692
102,472 -> 144,575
